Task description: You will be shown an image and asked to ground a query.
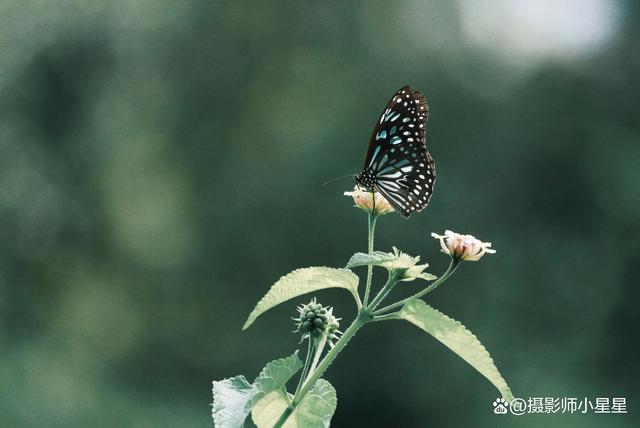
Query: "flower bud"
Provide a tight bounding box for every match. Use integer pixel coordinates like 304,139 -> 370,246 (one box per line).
431,230 -> 496,262
344,186 -> 395,216
293,298 -> 343,346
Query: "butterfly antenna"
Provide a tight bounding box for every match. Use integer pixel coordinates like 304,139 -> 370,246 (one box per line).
321,174 -> 355,187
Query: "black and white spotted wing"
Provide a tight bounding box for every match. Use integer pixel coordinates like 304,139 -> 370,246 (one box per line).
354,86 -> 436,218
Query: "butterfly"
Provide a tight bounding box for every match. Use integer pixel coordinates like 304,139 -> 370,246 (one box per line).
354,85 -> 436,218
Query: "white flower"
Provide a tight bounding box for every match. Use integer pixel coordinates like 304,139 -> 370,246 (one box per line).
344,186 -> 395,216
379,247 -> 436,281
431,230 -> 496,262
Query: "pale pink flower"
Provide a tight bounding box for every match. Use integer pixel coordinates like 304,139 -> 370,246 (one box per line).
431,230 -> 496,261
344,186 -> 395,216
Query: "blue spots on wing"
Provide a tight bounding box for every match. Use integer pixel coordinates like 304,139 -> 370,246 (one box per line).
390,136 -> 402,145
367,146 -> 381,167
376,130 -> 387,140
389,126 -> 397,136
393,159 -> 410,168
384,110 -> 395,122
378,165 -> 396,175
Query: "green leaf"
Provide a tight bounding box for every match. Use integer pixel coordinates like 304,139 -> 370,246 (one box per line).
212,353 -> 303,428
399,299 -> 514,401
346,251 -> 396,269
251,390 -> 290,428
243,267 -> 359,330
251,379 -> 337,428
212,375 -> 253,428
284,379 -> 337,428
251,352 -> 303,406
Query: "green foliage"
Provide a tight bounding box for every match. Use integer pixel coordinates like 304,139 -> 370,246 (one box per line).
222,226 -> 515,427
229,232 -> 515,426
243,267 -> 359,330
211,376 -> 253,428
212,352 -> 303,428
251,390 -> 291,428
251,379 -> 337,428
347,249 -> 437,282
345,251 -> 396,268
399,299 -> 514,401
285,379 -> 337,428
251,352 -> 304,406
212,351 -> 337,428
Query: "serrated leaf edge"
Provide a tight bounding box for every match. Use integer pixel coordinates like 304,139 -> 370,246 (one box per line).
243,267 -> 359,330
400,299 -> 514,401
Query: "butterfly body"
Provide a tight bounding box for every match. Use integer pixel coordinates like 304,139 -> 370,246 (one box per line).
354,86 -> 436,218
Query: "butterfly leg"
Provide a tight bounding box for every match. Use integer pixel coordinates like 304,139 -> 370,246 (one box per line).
371,187 -> 376,213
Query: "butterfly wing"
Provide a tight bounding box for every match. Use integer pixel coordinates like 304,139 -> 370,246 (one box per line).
360,86 -> 436,218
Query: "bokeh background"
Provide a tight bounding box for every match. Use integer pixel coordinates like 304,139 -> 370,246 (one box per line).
1,1 -> 639,427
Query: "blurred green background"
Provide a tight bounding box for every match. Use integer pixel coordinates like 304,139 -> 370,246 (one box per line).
1,1 -> 638,427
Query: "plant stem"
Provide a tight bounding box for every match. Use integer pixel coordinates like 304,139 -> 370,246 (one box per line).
373,259 -> 460,315
303,334 -> 327,387
371,311 -> 401,322
366,271 -> 400,312
362,212 -> 378,306
273,406 -> 291,428
294,338 -> 313,396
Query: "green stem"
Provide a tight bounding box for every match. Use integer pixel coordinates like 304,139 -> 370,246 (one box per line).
362,213 -> 378,306
303,334 -> 327,387
373,259 -> 460,315
273,407 -> 291,428
294,338 -> 313,396
367,271 -> 400,312
371,311 -> 401,322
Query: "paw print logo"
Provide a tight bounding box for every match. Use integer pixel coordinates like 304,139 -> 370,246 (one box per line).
493,397 -> 509,415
